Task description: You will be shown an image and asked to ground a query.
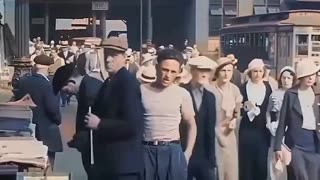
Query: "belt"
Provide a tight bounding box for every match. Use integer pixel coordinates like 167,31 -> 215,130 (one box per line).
142,140 -> 180,146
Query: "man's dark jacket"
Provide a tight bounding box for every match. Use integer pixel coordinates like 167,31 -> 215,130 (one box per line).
16,73 -> 63,152
181,83 -> 216,167
91,67 -> 144,175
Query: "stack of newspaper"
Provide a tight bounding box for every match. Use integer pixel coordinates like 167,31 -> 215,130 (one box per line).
0,95 -> 48,169
0,137 -> 48,168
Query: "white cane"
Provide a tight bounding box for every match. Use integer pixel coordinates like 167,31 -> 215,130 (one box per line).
88,106 -> 94,165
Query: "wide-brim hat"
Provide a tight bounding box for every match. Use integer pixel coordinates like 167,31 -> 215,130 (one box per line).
226,54 -> 238,64
138,65 -> 156,83
141,53 -> 157,65
100,37 -> 128,52
296,60 -> 320,79
34,55 -> 54,66
187,56 -> 218,70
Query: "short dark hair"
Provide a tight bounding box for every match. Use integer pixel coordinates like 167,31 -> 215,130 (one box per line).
156,48 -> 185,66
278,69 -> 297,89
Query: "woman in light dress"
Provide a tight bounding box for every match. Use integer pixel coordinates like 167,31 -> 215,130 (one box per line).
266,66 -> 296,180
211,57 -> 242,180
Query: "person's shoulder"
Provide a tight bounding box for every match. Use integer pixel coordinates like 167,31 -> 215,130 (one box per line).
171,84 -> 190,97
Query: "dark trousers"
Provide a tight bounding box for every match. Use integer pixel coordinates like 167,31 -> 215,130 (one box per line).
287,147 -> 320,180
61,91 -> 71,106
187,158 -> 216,180
96,173 -> 142,180
48,151 -> 56,170
239,130 -> 268,180
144,143 -> 187,180
81,152 -> 94,180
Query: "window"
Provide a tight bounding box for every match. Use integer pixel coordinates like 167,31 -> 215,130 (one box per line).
268,7 -> 280,13
296,35 -> 309,56
268,0 -> 281,5
311,35 -> 320,56
224,6 -> 237,16
210,6 -> 223,16
254,0 -> 265,5
254,6 -> 267,15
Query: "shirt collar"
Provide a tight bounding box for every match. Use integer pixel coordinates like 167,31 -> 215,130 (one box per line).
36,72 -> 50,82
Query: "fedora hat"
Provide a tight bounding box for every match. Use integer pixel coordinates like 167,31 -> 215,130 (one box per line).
188,56 -> 218,70
226,54 -> 238,64
296,60 -> 320,79
138,65 -> 156,83
141,53 -> 157,65
101,37 -> 128,52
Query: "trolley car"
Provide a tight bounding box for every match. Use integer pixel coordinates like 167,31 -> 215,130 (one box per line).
220,10 -> 320,76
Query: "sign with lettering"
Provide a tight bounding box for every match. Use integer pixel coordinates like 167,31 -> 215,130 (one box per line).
92,1 -> 109,11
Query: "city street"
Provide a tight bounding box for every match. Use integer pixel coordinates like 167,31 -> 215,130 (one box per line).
54,99 -> 87,180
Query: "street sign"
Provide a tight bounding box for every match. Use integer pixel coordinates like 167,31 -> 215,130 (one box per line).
92,1 -> 109,11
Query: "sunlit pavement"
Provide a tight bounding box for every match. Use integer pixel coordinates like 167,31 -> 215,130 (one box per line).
54,99 -> 87,180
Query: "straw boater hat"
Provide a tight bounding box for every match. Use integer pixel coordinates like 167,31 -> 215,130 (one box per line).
214,57 -> 234,78
296,60 -> 320,79
138,65 -> 156,83
226,54 -> 238,64
187,56 -> 218,70
100,37 -> 128,52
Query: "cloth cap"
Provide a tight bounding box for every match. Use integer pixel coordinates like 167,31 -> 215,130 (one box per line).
188,56 -> 217,70
139,65 -> 156,83
296,60 -> 320,79
33,55 -> 54,66
226,54 -> 238,64
101,37 -> 128,52
248,58 -> 265,71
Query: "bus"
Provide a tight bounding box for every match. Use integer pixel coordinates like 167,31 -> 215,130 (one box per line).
220,10 -> 320,76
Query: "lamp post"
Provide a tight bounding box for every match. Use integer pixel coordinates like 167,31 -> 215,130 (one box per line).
140,0 -> 143,61
221,0 -> 224,29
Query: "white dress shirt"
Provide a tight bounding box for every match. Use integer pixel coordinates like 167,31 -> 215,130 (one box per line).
298,88 -> 316,130
246,80 -> 266,122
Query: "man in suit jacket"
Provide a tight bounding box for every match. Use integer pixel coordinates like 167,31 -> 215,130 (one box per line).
15,55 -> 62,170
66,70 -> 105,180
85,37 -> 144,180
181,56 -> 217,180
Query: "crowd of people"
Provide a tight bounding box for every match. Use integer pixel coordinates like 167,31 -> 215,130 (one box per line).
14,35 -> 320,180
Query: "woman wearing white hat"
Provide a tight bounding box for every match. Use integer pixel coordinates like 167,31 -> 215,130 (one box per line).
239,58 -> 273,180
274,60 -> 320,180
211,57 -> 243,180
266,66 -> 296,180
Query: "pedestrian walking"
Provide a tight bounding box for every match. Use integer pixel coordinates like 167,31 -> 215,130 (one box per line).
85,37 -> 144,180
266,66 -> 296,180
274,60 -> 320,180
181,56 -> 217,180
211,57 -> 243,180
141,48 -> 197,180
238,58 -> 272,180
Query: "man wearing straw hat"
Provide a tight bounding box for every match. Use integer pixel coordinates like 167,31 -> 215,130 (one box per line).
85,37 -> 144,180
181,56 -> 218,180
